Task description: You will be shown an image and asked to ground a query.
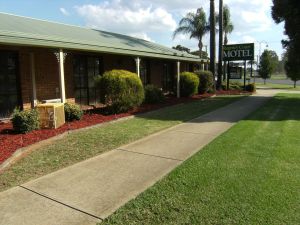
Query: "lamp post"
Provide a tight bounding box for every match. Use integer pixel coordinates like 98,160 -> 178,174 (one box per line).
258,40 -> 269,68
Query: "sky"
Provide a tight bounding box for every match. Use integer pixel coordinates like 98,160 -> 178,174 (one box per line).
0,0 -> 287,60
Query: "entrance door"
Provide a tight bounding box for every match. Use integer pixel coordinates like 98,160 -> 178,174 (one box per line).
140,60 -> 150,86
162,62 -> 174,92
73,55 -> 101,106
0,51 -> 20,118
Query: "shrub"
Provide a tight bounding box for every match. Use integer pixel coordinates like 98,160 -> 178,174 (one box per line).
144,85 -> 165,104
221,81 -> 243,91
180,72 -> 199,97
11,108 -> 39,133
64,103 -> 83,121
95,70 -> 144,113
195,70 -> 214,94
245,83 -> 256,92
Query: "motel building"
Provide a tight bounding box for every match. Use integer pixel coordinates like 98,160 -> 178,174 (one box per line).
0,13 -> 209,119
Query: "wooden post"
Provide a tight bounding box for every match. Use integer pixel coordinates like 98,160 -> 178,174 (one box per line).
30,52 -> 37,107
58,49 -> 66,103
177,61 -> 180,98
135,57 -> 141,77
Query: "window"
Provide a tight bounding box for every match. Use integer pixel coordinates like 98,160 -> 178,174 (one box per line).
140,60 -> 150,86
0,51 -> 20,118
73,55 -> 102,106
162,63 -> 174,92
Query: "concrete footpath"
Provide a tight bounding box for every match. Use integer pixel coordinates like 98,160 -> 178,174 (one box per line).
0,90 -> 280,225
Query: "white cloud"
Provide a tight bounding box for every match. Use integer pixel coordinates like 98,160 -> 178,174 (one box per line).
70,0 -> 283,57
242,35 -> 257,43
226,0 -> 273,33
129,32 -> 154,42
60,7 -> 70,16
75,0 -> 177,38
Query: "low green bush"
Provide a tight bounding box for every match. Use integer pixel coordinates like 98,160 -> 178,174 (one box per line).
11,108 -> 40,133
195,70 -> 214,94
222,81 -> 243,91
64,103 -> 83,121
180,72 -> 199,97
245,83 -> 256,92
144,85 -> 165,104
95,70 -> 144,113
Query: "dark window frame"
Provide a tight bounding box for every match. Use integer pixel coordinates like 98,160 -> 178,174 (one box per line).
0,50 -> 22,118
162,61 -> 175,92
73,54 -> 103,106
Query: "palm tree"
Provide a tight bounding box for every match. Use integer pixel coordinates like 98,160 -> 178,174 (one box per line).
220,5 -> 234,81
173,8 -> 210,58
223,5 -> 234,45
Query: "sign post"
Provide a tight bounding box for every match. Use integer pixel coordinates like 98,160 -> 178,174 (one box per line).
244,61 -> 246,91
223,43 -> 254,91
227,61 -> 230,90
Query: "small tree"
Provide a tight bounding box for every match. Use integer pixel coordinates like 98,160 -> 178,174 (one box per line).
285,46 -> 300,88
259,50 -> 277,84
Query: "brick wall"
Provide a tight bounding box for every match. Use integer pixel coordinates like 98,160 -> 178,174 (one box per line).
22,49 -> 74,107
103,54 -> 136,72
1,44 -> 199,111
18,51 -> 32,109
149,59 -> 163,88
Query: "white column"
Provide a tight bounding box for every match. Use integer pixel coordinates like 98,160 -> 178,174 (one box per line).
30,52 -> 37,107
135,57 -> 141,77
58,49 -> 66,103
177,61 -> 180,98
205,62 -> 209,71
201,63 -> 205,71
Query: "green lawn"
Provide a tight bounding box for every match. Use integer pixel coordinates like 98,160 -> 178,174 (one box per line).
102,93 -> 300,225
256,82 -> 300,91
270,74 -> 288,80
0,96 -> 243,192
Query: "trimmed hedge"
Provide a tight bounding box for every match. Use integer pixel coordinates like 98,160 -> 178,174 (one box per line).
195,70 -> 214,94
221,82 -> 256,92
64,103 -> 83,121
11,108 -> 40,133
95,70 -> 144,113
180,72 -> 199,97
144,85 -> 165,104
221,81 -> 243,91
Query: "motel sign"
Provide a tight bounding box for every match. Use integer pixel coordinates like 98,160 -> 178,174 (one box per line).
223,43 -> 254,61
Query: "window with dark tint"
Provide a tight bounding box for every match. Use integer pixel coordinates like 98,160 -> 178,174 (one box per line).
189,63 -> 194,72
73,55 -> 102,106
140,60 -> 150,86
0,51 -> 20,118
162,63 -> 174,92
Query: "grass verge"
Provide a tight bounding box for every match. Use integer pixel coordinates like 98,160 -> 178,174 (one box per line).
102,93 -> 300,225
0,96 -> 242,192
256,82 -> 300,90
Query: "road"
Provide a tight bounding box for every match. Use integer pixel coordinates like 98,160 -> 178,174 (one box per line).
251,78 -> 295,85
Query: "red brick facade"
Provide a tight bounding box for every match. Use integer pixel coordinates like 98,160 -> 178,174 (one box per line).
0,45 -> 201,112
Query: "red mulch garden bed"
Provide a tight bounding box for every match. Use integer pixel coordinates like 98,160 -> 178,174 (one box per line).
0,91 -> 249,164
